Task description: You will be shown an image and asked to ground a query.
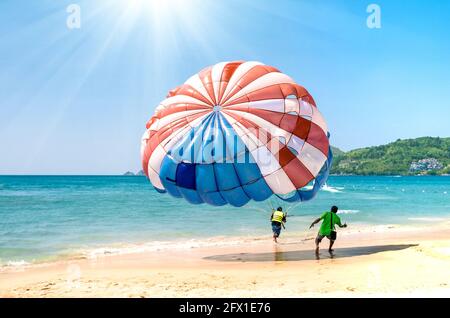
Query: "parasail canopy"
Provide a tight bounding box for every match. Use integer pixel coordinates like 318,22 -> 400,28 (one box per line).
141,61 -> 332,207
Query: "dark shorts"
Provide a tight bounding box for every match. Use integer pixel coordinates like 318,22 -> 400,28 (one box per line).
315,233 -> 335,243
272,222 -> 282,237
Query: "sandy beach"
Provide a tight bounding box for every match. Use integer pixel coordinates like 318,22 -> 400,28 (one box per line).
1,222 -> 449,298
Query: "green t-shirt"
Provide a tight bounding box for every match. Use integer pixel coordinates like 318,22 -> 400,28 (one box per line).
319,212 -> 342,236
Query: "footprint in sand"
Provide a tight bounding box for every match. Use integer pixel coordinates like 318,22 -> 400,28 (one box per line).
346,287 -> 356,292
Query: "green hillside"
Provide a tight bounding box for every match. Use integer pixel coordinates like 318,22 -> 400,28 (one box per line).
330,146 -> 345,157
331,137 -> 450,175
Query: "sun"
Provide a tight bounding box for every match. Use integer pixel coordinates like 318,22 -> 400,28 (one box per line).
121,0 -> 195,18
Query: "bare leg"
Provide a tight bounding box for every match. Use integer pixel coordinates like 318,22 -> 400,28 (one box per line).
315,237 -> 320,254
328,240 -> 335,252
273,234 -> 278,243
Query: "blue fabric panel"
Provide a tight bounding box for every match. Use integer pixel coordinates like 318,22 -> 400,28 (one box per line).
195,164 -> 227,205
220,187 -> 250,207
195,164 -> 217,191
233,162 -> 262,185
279,191 -> 301,202
298,187 -> 315,201
176,162 -> 197,190
213,163 -> 250,206
242,178 -> 272,201
317,145 -> 333,187
160,155 -> 178,180
159,155 -> 181,198
162,181 -> 182,198
177,187 -> 204,204
232,160 -> 273,201
213,163 -> 241,191
200,191 -> 227,206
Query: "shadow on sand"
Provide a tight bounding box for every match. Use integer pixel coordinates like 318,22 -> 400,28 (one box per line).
204,244 -> 418,262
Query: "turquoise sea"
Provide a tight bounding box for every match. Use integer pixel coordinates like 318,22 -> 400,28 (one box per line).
0,175 -> 449,266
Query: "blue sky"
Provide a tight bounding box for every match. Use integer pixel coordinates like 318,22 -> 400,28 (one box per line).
0,0 -> 449,174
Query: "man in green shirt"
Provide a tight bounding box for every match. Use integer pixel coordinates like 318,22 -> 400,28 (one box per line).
309,206 -> 347,254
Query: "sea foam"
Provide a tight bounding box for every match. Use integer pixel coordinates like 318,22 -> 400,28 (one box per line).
81,236 -> 268,259
0,260 -> 31,271
321,184 -> 343,193
407,217 -> 446,222
337,210 -> 360,214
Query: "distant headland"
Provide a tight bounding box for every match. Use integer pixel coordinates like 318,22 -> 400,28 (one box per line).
123,170 -> 145,176
331,137 -> 449,176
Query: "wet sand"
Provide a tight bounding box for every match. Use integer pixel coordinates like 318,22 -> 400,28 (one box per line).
205,244 -> 418,262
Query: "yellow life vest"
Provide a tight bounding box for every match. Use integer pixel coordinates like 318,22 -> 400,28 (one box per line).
271,210 -> 284,223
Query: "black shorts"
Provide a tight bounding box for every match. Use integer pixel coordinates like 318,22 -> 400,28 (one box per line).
315,234 -> 335,243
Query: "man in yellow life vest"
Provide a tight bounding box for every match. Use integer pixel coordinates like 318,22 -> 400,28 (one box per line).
309,205 -> 347,254
270,207 -> 287,243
